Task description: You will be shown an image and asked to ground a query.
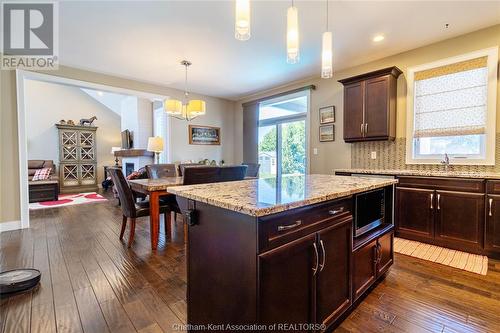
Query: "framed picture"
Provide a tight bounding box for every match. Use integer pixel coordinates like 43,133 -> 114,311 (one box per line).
319,124 -> 335,142
189,125 -> 221,145
319,105 -> 335,124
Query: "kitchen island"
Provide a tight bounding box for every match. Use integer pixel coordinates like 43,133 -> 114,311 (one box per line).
168,174 -> 398,332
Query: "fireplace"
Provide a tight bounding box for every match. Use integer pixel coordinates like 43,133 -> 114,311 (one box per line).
125,163 -> 135,176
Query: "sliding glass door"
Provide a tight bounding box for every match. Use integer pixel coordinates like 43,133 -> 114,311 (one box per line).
258,91 -> 308,178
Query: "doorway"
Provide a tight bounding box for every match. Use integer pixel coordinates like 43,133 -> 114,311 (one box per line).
258,91 -> 309,178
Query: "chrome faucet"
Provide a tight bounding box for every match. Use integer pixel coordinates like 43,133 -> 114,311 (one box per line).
441,153 -> 450,172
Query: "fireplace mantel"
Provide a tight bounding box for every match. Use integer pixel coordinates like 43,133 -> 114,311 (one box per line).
114,149 -> 154,158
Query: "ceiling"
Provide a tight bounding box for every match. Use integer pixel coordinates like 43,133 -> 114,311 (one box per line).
59,1 -> 500,100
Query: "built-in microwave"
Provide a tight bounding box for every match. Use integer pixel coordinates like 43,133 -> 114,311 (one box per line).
354,188 -> 385,237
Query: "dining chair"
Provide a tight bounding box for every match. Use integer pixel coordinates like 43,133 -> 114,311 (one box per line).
182,166 -> 221,185
146,164 -> 177,178
177,163 -> 204,177
108,167 -> 173,248
220,165 -> 248,182
242,163 -> 260,178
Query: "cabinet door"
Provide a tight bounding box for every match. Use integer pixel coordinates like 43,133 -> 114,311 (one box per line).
486,194 -> 500,253
316,219 -> 352,327
352,240 -> 377,301
395,187 -> 435,239
343,82 -> 364,141
258,234 -> 317,328
364,76 -> 389,138
435,190 -> 484,249
377,231 -> 394,277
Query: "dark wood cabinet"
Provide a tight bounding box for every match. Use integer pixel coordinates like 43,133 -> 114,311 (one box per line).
396,187 -> 434,240
395,177 -> 486,254
486,194 -> 500,253
376,231 -> 394,276
352,239 -> 377,301
343,82 -> 364,141
316,221 -> 352,327
353,230 -> 394,301
434,191 -> 484,249
258,234 -> 316,327
339,66 -> 401,142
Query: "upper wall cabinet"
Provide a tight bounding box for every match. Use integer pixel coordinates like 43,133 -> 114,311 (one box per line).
339,67 -> 402,142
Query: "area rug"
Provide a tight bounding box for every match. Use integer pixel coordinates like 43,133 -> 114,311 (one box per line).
29,192 -> 108,210
394,237 -> 488,275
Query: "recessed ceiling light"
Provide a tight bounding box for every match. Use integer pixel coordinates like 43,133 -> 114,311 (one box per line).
373,34 -> 385,42
97,91 -> 103,96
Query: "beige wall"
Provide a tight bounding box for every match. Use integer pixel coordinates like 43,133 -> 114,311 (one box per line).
0,65 -> 235,223
25,80 -> 122,183
234,25 -> 500,174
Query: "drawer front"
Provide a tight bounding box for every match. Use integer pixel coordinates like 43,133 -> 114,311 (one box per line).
397,176 -> 484,193
486,180 -> 500,194
258,199 -> 352,253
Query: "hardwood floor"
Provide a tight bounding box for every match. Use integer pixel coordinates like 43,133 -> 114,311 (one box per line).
1,194 -> 500,333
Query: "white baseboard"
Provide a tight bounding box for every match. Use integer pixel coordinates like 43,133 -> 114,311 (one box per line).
0,220 -> 24,232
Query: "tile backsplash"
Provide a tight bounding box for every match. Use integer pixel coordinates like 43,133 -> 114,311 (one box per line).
351,137 -> 500,172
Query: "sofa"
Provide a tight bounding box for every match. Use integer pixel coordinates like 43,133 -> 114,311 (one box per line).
28,160 -> 59,203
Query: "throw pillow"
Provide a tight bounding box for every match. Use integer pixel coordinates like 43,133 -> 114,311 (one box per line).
32,168 -> 52,181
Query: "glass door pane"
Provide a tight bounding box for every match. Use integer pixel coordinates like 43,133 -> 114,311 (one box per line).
258,125 -> 277,177
280,120 -> 306,176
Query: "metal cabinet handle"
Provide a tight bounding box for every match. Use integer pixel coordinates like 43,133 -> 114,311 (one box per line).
430,193 -> 434,209
373,245 -> 378,265
377,243 -> 382,264
489,198 -> 493,217
277,220 -> 302,231
319,240 -> 326,272
437,194 -> 441,210
328,207 -> 344,216
365,123 -> 368,134
312,242 -> 319,276
360,123 -> 364,136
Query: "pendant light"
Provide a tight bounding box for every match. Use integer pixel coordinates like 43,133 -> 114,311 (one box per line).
286,0 -> 299,64
321,0 -> 333,78
164,60 -> 206,121
235,0 -> 251,41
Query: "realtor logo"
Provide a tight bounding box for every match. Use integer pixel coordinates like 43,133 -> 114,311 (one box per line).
1,1 -> 58,69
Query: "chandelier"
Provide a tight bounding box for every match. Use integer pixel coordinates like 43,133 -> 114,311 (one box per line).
164,60 -> 206,121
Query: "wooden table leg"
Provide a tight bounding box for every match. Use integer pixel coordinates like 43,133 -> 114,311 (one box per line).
150,191 -> 160,250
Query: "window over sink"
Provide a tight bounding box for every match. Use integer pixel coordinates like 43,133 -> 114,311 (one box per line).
406,47 -> 498,165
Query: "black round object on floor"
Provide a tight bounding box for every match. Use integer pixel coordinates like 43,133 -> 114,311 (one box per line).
0,269 -> 41,295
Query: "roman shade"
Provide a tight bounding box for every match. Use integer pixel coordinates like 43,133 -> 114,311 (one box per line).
413,56 -> 488,138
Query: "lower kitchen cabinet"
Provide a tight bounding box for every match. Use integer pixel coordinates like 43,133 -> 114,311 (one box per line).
435,190 -> 484,250
352,239 -> 377,301
353,230 -> 394,301
486,194 -> 500,253
258,234 -> 316,327
377,231 -> 394,276
316,221 -> 352,327
396,187 -> 434,239
258,218 -> 353,331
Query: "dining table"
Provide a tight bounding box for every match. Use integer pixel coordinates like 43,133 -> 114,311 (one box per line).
128,177 -> 184,250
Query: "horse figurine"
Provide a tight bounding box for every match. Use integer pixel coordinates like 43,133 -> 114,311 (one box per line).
79,116 -> 97,126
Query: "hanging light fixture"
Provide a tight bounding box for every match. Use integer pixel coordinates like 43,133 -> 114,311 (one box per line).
164,60 -> 206,121
235,0 -> 251,41
321,0 -> 333,78
286,1 -> 299,64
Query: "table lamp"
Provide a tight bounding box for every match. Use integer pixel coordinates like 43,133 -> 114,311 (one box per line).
147,137 -> 164,164
111,147 -> 121,166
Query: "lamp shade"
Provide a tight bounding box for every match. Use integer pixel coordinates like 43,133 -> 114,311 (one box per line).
111,146 -> 121,154
235,0 -> 251,41
164,99 -> 183,115
321,31 -> 333,79
147,137 -> 164,153
187,100 -> 206,116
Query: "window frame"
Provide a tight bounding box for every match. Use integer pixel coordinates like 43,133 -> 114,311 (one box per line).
405,47 -> 498,165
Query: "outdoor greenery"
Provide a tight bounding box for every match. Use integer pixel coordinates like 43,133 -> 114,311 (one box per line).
259,122 -> 305,175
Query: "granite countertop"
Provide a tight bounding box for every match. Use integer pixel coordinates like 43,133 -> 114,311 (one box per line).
167,174 -> 397,217
335,168 -> 500,179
